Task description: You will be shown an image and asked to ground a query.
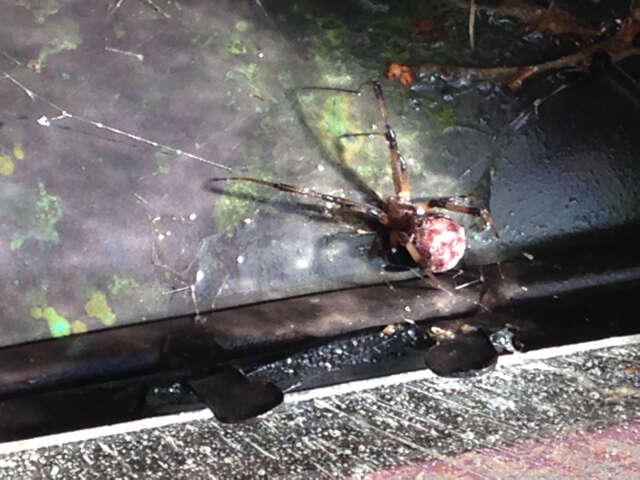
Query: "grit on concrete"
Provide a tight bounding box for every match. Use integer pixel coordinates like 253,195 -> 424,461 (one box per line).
1,336 -> 639,479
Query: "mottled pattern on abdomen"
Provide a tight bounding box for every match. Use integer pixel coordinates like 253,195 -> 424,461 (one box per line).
414,216 -> 466,272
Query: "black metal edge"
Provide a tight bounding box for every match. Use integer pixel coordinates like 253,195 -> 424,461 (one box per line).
1,223 -> 639,440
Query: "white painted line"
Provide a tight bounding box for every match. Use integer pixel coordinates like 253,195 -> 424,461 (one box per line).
286,333 -> 640,404
0,410 -> 212,456
1,332 -> 638,456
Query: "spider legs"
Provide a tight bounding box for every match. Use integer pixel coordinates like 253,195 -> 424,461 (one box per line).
209,176 -> 389,223
359,81 -> 411,201
300,81 -> 411,200
419,195 -> 500,237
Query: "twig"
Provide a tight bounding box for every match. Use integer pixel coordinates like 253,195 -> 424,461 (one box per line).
388,4 -> 640,90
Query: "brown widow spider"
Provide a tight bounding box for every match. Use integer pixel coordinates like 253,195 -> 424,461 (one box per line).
210,81 -> 499,279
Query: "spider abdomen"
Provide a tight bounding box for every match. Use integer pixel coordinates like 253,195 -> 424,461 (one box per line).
413,215 -> 466,273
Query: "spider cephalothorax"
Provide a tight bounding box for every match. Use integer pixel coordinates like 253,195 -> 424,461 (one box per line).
211,81 -> 498,276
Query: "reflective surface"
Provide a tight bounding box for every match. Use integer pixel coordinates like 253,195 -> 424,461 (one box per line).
1,0 -> 639,346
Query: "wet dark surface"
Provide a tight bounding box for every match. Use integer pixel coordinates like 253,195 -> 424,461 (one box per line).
1,234 -> 639,440
1,338 -> 639,479
1,0 -> 640,453
188,366 -> 283,423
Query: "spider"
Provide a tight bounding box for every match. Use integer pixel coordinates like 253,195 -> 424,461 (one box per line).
210,81 -> 499,278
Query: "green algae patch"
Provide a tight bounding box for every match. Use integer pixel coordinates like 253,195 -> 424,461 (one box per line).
108,275 -> 139,296
235,21 -> 249,32
35,18 -> 82,67
13,143 -> 25,160
85,290 -> 116,326
71,320 -> 87,334
430,105 -> 458,131
308,17 -> 350,75
228,40 -> 247,55
317,18 -> 348,48
31,305 -> 71,338
318,95 -> 364,164
9,182 -> 63,251
0,154 -> 14,176
213,171 -> 273,237
16,0 -> 61,24
34,183 -> 62,239
155,151 -> 171,174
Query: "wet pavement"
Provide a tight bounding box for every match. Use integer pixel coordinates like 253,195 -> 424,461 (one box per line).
1,335 -> 639,478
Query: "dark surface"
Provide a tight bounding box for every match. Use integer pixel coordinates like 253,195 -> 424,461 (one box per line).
1,0 -> 640,447
1,233 -> 640,440
188,366 -> 283,423
424,328 -> 498,377
1,338 -> 639,479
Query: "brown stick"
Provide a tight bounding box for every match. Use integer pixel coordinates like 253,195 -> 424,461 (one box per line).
411,4 -> 640,90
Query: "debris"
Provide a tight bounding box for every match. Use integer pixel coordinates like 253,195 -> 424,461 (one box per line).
386,1 -> 640,90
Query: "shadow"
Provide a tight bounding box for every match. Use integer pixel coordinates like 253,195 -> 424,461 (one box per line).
285,86 -> 386,206
203,178 -> 372,227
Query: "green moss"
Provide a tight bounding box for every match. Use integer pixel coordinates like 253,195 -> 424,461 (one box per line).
108,275 -> 139,296
35,182 -> 62,238
37,19 -> 82,64
307,17 -> 349,75
235,21 -> 249,32
85,290 -> 116,326
430,105 -> 458,131
355,164 -> 378,183
277,71 -> 294,90
155,151 -> 171,174
31,305 -> 71,338
13,143 -> 25,160
213,172 -> 272,237
71,320 -> 87,334
296,91 -> 315,104
10,236 -> 23,250
319,95 -> 364,164
316,18 -> 348,48
16,0 -> 61,24
113,23 -> 126,39
0,154 -> 14,176
9,182 -> 63,250
25,283 -> 48,308
228,40 -> 247,55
